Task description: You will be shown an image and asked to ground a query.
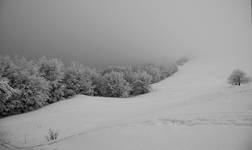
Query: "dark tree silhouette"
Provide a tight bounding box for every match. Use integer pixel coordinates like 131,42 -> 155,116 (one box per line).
228,70 -> 250,86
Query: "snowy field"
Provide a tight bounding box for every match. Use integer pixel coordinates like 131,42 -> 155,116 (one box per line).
0,56 -> 252,150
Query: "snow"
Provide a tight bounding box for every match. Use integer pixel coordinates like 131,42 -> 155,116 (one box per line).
0,56 -> 252,150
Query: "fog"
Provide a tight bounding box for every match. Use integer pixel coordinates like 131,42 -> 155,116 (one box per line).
0,0 -> 251,66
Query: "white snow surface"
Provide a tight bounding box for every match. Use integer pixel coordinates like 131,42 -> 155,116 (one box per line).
0,56 -> 252,150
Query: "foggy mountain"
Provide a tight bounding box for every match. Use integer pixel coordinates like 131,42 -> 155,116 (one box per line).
0,0 -> 251,66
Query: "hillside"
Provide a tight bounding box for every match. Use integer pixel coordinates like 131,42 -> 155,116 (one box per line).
0,57 -> 252,150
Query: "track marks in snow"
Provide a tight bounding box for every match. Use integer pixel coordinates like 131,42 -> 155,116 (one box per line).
129,112 -> 252,127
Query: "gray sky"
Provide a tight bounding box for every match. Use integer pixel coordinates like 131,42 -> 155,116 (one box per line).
0,0 -> 251,66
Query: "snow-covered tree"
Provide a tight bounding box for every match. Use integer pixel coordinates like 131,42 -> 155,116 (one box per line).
99,71 -> 132,97
129,71 -> 152,95
38,57 -> 65,103
160,63 -> 178,79
0,77 -> 19,100
228,69 -> 250,86
176,57 -> 189,66
0,77 -> 18,116
63,62 -> 95,98
141,64 -> 161,83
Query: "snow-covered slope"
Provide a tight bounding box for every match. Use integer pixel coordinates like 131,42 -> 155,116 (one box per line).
0,57 -> 252,150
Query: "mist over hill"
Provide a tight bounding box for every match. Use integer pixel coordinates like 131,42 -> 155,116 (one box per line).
0,0 -> 251,67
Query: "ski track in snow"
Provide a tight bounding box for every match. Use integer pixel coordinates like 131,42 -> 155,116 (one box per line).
128,112 -> 252,127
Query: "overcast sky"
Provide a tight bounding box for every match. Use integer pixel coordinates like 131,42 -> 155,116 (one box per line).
0,0 -> 251,66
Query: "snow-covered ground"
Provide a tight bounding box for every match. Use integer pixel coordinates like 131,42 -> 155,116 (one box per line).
0,56 -> 252,150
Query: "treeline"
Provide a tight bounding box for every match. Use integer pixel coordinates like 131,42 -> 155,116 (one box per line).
0,55 -> 179,117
